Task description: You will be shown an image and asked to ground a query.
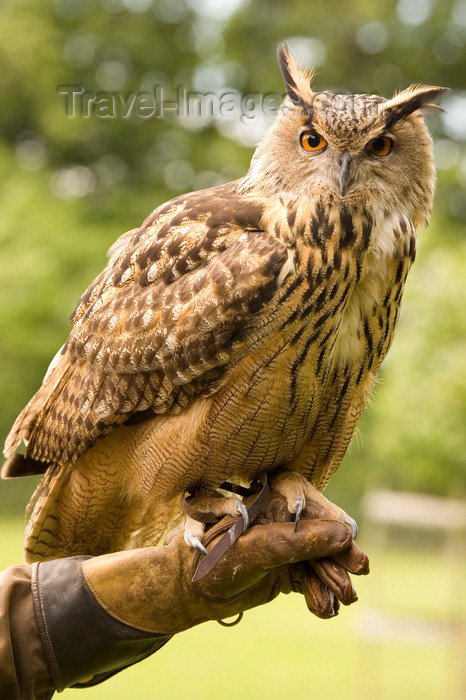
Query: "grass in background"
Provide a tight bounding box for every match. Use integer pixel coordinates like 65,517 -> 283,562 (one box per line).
1,517 -> 464,700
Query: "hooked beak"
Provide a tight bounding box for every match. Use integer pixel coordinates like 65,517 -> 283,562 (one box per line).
339,150 -> 351,196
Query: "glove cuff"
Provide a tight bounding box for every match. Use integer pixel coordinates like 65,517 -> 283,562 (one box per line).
32,557 -> 172,691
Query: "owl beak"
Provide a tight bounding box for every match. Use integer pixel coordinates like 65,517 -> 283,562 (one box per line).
339,151 -> 352,196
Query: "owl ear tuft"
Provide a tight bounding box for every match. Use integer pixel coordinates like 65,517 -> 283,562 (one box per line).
384,85 -> 451,128
277,42 -> 314,109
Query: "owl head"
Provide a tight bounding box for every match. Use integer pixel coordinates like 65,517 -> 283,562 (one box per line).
244,43 -> 449,227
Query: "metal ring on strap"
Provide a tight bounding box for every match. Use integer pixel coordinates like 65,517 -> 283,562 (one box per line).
217,612 -> 244,627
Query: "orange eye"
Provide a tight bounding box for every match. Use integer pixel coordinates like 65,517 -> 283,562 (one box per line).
300,131 -> 327,152
367,135 -> 393,156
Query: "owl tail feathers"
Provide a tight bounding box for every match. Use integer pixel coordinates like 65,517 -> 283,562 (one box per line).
2,399 -> 52,479
2,398 -> 44,476
22,465 -> 69,564
2,399 -> 51,480
2,452 -> 47,479
3,353 -> 72,476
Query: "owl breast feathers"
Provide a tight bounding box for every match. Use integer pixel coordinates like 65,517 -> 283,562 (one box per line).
2,44 -> 448,562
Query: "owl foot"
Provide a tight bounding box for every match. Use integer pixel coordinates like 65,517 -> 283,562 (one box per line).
180,514 -> 206,551
178,495 -> 249,552
271,472 -> 358,538
188,535 -> 208,555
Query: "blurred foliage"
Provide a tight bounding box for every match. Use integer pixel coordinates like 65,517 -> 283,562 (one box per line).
0,0 -> 465,515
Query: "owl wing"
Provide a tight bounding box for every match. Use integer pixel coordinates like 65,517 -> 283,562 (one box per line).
3,183 -> 288,473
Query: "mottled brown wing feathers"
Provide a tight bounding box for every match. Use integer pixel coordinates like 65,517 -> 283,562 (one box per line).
4,183 -> 287,472
71,182 -> 263,324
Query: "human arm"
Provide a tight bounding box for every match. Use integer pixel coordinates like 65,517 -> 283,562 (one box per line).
0,495 -> 368,699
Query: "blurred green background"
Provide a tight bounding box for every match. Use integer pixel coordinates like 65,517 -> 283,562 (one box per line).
0,0 -> 465,697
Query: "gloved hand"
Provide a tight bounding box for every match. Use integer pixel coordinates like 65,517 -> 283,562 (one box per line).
83,492 -> 369,633
33,492 -> 369,691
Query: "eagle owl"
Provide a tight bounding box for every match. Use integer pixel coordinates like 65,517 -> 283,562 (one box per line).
3,44 -> 448,562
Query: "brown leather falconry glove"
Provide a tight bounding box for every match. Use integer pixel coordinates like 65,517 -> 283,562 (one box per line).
32,493 -> 368,693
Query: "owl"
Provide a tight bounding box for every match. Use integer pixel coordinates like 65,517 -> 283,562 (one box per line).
3,44 -> 448,563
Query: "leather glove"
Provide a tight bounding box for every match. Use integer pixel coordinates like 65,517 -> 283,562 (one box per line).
83,493 -> 368,633
33,493 -> 368,690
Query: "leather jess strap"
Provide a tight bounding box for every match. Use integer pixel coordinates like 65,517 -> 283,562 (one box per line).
189,473 -> 270,582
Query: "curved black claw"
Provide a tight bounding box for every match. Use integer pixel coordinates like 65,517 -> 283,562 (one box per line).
188,535 -> 208,555
293,495 -> 305,532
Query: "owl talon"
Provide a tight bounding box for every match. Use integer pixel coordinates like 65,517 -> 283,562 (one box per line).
188,535 -> 208,555
346,515 -> 358,539
235,499 -> 249,533
293,495 -> 305,532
